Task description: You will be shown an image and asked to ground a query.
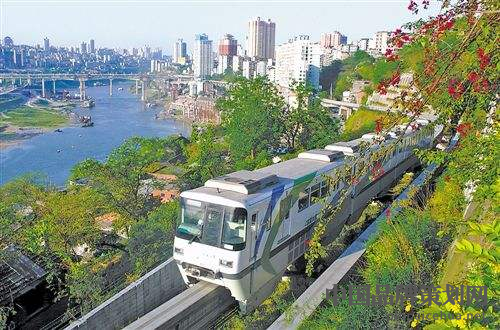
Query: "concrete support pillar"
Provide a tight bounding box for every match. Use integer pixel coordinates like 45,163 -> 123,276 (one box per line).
52,79 -> 56,95
12,79 -> 15,87
141,80 -> 146,101
109,78 -> 113,96
41,78 -> 46,98
135,79 -> 139,94
79,79 -> 86,101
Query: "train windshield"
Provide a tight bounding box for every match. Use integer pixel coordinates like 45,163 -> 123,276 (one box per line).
177,198 -> 247,251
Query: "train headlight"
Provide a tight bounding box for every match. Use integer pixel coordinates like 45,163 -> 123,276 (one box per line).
219,259 -> 233,268
174,247 -> 184,255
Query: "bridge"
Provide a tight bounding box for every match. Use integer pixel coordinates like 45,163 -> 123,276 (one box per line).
0,73 -> 193,101
320,98 -> 389,118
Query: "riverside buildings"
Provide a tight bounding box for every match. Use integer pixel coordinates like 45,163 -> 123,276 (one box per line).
193,34 -> 213,79
274,35 -> 321,91
247,17 -> 276,60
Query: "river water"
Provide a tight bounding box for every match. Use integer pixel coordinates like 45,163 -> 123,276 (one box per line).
0,82 -> 190,186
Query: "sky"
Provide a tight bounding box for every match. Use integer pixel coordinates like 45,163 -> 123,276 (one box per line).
1,0 -> 443,54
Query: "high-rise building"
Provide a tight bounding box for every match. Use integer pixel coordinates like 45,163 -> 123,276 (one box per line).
193,34 -> 213,79
320,31 -> 347,49
247,17 -> 276,59
218,34 -> 238,56
357,38 -> 370,51
89,39 -> 95,53
43,37 -> 50,52
173,38 -> 188,64
81,42 -> 87,54
3,36 -> 14,48
274,35 -> 322,90
217,34 -> 238,74
369,31 -> 390,54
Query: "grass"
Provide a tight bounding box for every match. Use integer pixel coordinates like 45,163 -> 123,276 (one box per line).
0,106 -> 68,128
340,107 -> 401,141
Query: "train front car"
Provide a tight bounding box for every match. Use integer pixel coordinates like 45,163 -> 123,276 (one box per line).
173,191 -> 249,295
173,171 -> 281,313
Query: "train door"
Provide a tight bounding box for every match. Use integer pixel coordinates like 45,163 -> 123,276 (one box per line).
248,211 -> 259,262
248,211 -> 259,294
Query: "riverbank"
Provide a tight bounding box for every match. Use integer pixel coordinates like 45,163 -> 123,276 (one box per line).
0,97 -> 74,149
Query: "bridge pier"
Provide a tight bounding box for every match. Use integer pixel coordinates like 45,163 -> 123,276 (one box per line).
79,79 -> 86,100
52,79 -> 56,96
141,80 -> 146,102
109,78 -> 113,96
135,79 -> 139,95
41,78 -> 46,98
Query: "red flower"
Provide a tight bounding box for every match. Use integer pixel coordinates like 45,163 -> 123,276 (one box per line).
389,72 -> 401,86
468,71 -> 479,83
444,175 -> 451,182
375,119 -> 383,133
457,122 -> 472,136
385,208 -> 391,219
477,48 -> 491,69
448,79 -> 464,99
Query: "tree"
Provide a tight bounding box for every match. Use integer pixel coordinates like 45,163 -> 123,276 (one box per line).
282,82 -> 340,151
180,124 -> 231,189
127,199 -> 180,275
218,76 -> 285,163
70,137 -> 168,230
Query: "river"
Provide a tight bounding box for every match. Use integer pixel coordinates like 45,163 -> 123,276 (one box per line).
0,82 -> 190,186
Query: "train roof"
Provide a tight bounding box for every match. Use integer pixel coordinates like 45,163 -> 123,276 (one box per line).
182,156 -> 343,207
181,120 -> 434,207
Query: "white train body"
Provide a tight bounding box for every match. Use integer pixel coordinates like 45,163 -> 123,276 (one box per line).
173,122 -> 435,312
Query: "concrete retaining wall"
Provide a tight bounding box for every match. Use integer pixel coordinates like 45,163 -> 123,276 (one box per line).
66,258 -> 186,330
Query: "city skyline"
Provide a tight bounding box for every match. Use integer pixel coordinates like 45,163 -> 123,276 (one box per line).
1,0 -> 442,53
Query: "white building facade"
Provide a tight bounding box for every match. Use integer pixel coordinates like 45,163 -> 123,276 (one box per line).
274,35 -> 322,90
193,34 -> 213,79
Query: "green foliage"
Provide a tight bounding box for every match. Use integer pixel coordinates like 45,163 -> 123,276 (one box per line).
282,82 -> 340,151
340,107 -> 384,140
71,136 -> 169,228
218,76 -> 285,162
127,200 -> 179,274
319,60 -> 342,94
180,124 -> 231,189
363,210 -> 438,288
224,280 -> 292,329
299,297 -> 387,330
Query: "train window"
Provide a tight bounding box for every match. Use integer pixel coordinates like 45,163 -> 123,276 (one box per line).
298,188 -> 310,212
222,208 -> 247,251
320,181 -> 329,197
310,183 -> 321,203
280,196 -> 291,220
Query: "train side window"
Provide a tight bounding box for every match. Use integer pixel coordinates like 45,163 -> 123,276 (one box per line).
310,183 -> 321,203
298,188 -> 310,212
320,181 -> 329,197
280,196 -> 291,220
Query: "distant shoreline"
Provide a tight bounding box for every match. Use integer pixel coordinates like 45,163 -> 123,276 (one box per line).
0,97 -> 75,149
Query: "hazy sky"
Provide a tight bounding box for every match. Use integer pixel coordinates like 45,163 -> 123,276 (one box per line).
1,0 -> 442,54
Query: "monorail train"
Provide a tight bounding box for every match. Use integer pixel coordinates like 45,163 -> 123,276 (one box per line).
173,120 -> 436,313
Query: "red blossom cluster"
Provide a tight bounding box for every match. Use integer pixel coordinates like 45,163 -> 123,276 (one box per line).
375,119 -> 383,134
418,11 -> 455,39
390,28 -> 412,49
351,177 -> 360,185
408,0 -> 419,14
448,79 -> 465,99
377,82 -> 388,95
477,48 -> 491,70
370,162 -> 385,180
384,48 -> 399,61
457,122 -> 472,136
